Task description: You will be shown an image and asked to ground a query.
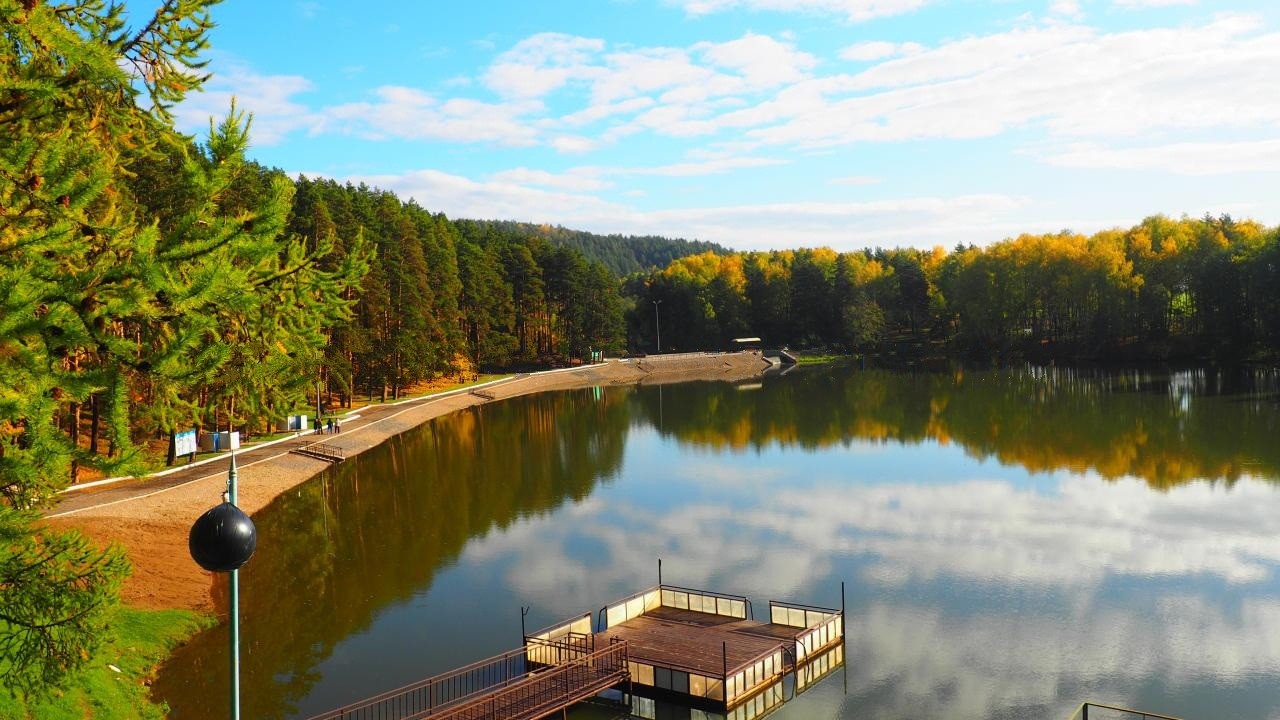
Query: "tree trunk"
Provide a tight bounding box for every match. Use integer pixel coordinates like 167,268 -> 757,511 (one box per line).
88,394 -> 100,454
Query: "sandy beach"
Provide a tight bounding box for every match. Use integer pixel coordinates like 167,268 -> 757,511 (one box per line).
44,353 -> 773,613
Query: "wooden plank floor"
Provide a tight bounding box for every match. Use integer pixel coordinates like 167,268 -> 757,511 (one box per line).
598,607 -> 800,675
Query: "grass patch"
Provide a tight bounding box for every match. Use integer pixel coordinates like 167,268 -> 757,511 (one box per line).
0,606 -> 213,720
796,353 -> 849,365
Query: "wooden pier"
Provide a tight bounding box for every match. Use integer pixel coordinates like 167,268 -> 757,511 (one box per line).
305,637 -> 627,720
575,585 -> 844,708
308,583 -> 843,720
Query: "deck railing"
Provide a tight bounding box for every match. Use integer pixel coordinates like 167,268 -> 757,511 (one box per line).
724,643 -> 788,707
304,637 -> 573,720
416,640 -> 629,720
795,643 -> 844,694
768,600 -> 843,664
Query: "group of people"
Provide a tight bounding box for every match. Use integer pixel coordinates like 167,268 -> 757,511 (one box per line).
317,417 -> 342,435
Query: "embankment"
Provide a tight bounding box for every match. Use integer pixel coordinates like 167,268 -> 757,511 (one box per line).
44,353 -> 771,613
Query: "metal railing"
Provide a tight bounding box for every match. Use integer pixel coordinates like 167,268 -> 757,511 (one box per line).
415,639 -> 629,720
291,442 -> 345,463
305,638 -> 571,720
1069,702 -> 1184,720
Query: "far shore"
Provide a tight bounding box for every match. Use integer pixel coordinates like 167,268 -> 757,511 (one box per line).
44,353 -> 773,613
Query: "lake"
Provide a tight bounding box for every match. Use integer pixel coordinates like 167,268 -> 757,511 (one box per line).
152,364 -> 1280,720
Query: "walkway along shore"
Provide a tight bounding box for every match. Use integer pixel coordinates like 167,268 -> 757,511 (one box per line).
43,353 -> 772,613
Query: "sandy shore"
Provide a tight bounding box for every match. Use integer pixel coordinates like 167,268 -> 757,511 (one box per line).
44,353 -> 772,613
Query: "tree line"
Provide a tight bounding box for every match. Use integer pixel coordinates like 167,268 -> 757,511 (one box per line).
624,215 -> 1280,361
286,180 -> 627,408
465,220 -> 728,276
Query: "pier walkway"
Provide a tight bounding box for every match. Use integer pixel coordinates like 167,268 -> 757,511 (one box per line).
306,638 -> 628,720
309,582 -> 843,720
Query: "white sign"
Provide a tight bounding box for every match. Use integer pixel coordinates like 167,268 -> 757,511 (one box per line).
175,429 -> 198,456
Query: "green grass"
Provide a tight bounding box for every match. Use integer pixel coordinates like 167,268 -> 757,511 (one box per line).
796,353 -> 849,365
0,606 -> 213,720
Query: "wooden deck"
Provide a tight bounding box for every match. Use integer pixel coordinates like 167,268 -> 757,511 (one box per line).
597,606 -> 799,676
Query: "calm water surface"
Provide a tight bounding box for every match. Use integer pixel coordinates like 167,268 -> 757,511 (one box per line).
153,365 -> 1280,720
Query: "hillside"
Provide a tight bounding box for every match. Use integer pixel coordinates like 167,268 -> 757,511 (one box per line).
463,220 -> 728,275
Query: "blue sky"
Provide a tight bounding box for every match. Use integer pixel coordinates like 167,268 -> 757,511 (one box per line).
173,0 -> 1280,251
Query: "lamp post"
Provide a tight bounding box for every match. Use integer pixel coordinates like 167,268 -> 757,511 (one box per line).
189,453 -> 257,720
652,299 -> 662,354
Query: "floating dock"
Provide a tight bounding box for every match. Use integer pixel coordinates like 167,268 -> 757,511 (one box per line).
309,582 -> 844,720
527,584 -> 844,710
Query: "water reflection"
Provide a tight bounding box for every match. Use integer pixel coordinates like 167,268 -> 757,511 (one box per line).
153,389 -> 630,719
632,365 -> 1280,487
153,366 -> 1280,720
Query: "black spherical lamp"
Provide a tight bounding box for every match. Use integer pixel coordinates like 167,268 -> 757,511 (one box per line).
189,501 -> 257,572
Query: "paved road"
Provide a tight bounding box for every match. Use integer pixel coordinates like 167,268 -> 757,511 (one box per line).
46,377 -> 523,518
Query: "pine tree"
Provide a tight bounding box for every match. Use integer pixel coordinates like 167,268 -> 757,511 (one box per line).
0,0 -> 221,693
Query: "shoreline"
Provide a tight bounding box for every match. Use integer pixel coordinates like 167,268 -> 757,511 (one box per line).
45,353 -> 772,613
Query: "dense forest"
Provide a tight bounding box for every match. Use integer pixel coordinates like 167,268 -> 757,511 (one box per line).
624,215 -> 1280,361
286,178 -> 628,407
463,220 -> 728,275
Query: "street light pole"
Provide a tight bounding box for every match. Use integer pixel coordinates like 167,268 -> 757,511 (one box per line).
652,299 -> 662,354
188,452 -> 257,720
227,455 -> 241,720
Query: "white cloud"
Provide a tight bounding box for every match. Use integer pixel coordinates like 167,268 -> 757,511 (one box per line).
697,32 -> 818,87
483,32 -> 605,99
488,167 -> 612,192
839,40 -> 923,61
340,168 -> 626,225
1050,0 -> 1083,19
175,67 -> 322,146
1043,139 -> 1280,175
549,135 -> 601,154
740,14 -> 1280,148
323,86 -> 540,146
672,0 -> 934,22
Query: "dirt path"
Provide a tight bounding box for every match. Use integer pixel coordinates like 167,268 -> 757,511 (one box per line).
43,354 -> 772,612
